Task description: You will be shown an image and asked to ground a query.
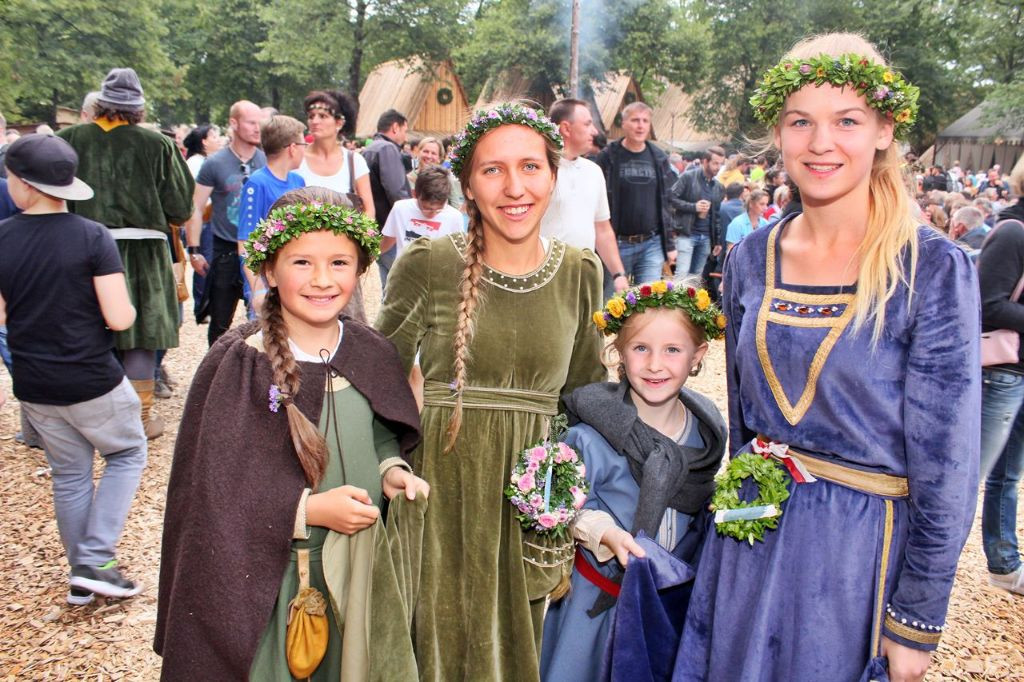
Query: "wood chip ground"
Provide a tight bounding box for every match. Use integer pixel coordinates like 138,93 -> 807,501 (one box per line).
0,269 -> 1020,680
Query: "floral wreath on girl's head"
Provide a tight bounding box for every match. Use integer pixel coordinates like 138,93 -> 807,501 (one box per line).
242,202 -> 381,272
448,102 -> 563,176
750,53 -> 920,139
593,280 -> 726,341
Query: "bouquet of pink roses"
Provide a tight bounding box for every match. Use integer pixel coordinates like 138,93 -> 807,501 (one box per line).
504,415 -> 589,541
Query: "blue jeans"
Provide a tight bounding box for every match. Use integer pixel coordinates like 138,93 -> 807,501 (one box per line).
0,324 -> 11,371
979,368 -> 1024,575
610,236 -> 664,299
684,232 -> 716,278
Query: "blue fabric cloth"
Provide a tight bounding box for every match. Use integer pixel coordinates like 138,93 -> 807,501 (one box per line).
540,422 -> 698,682
601,533 -> 696,682
718,198 -> 743,232
0,179 -> 19,220
236,168 -> 305,242
725,212 -> 768,246
979,367 -> 1024,574
675,217 -> 981,681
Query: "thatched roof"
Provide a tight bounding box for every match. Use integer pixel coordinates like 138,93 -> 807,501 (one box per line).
590,72 -> 641,134
473,69 -> 559,111
938,102 -> 1024,145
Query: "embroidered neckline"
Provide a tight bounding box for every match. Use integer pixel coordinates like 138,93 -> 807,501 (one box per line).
450,233 -> 565,293
755,225 -> 856,425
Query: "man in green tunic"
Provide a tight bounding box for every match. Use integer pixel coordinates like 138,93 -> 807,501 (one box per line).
58,68 -> 194,439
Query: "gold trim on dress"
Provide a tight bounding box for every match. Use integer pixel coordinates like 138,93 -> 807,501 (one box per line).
767,445 -> 910,498
884,614 -> 942,646
756,225 -> 856,425
871,500 -> 895,656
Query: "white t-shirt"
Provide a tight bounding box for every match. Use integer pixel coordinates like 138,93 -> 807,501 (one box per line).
540,155 -> 611,251
186,154 -> 206,179
296,149 -> 369,194
382,198 -> 465,258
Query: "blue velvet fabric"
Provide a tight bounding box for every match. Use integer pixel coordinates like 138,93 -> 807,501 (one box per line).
601,533 -> 695,682
540,424 -> 695,682
675,219 -> 981,681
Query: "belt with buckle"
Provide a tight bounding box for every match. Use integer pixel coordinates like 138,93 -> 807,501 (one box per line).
618,231 -> 657,244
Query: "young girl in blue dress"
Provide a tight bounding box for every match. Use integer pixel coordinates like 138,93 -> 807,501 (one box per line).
540,280 -> 727,681
674,33 -> 980,682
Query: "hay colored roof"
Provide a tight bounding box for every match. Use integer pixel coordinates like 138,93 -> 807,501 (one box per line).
356,58 -> 470,139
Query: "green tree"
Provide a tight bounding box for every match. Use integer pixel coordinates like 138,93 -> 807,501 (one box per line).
0,0 -> 185,124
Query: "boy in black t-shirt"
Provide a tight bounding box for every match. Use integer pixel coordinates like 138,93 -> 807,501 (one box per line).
0,134 -> 146,605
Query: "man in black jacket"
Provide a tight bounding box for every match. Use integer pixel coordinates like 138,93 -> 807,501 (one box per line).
669,145 -> 725,278
363,109 -> 410,290
595,102 -> 676,296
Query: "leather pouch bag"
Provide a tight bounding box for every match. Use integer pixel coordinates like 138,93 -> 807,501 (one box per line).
286,548 -> 329,678
169,227 -> 189,303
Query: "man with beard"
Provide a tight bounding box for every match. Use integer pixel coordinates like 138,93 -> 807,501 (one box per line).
184,100 -> 266,345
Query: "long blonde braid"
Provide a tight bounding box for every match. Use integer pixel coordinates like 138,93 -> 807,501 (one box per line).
261,287 -> 329,488
444,204 -> 486,453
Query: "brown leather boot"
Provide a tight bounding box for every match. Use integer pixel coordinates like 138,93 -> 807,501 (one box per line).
130,379 -> 164,440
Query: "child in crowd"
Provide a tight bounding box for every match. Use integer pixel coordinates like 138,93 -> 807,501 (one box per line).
155,187 -> 428,680
236,115 -> 307,312
541,280 -> 727,681
0,134 -> 145,604
675,33 -> 979,682
380,165 -> 464,268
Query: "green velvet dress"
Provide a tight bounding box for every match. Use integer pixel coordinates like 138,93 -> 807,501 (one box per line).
249,372 -> 404,681
375,235 -> 605,681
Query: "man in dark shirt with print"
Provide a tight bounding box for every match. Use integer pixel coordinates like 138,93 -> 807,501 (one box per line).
595,102 -> 676,297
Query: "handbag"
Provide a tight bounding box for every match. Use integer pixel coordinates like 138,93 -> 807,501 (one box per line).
169,227 -> 190,303
285,548 -> 329,678
981,219 -> 1024,367
345,149 -> 365,213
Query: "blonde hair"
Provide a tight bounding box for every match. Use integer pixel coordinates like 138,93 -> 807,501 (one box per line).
604,306 -> 706,381
444,103 -> 562,452
781,33 -> 919,342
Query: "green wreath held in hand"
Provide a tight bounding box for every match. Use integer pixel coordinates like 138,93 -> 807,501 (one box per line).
710,453 -> 791,545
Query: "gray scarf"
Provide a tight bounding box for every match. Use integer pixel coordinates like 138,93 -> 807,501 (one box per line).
563,380 -> 726,615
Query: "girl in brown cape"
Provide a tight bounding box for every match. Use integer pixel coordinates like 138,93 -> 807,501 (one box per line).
155,187 -> 428,680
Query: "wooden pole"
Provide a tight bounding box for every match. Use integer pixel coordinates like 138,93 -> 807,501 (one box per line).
569,0 -> 581,97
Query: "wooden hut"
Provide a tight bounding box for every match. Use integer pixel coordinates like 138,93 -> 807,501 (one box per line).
356,58 -> 470,139
588,71 -> 644,140
473,69 -> 560,111
649,83 -> 723,152
934,101 -> 1024,173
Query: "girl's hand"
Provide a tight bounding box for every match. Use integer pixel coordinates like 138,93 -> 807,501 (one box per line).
599,527 -> 646,567
882,636 -> 931,682
382,467 -> 431,501
306,485 -> 380,535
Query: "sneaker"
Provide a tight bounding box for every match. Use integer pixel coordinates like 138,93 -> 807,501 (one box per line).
988,568 -> 1024,595
69,561 -> 143,599
66,587 -> 95,606
154,378 -> 173,400
159,364 -> 178,388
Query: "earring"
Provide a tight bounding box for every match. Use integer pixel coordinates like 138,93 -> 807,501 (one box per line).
689,361 -> 703,377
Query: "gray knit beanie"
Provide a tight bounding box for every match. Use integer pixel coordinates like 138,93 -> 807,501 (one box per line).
97,68 -> 145,110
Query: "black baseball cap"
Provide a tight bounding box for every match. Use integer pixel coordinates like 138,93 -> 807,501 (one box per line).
4,133 -> 94,201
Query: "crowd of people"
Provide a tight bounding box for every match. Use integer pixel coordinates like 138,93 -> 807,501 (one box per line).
0,28 -> 1021,682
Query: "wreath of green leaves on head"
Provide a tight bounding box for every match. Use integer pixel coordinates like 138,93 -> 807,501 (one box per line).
242,202 -> 381,272
448,102 -> 563,176
710,453 -> 791,545
749,53 -> 919,139
593,280 -> 726,341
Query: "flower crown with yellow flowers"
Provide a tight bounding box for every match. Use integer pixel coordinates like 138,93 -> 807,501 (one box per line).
242,202 -> 381,272
448,102 -> 563,176
593,280 -> 726,341
750,53 -> 920,139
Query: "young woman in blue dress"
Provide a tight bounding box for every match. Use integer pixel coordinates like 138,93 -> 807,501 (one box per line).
675,33 -> 980,682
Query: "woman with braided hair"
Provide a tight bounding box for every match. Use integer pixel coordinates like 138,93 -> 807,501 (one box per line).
156,187 -> 428,680
376,103 -> 605,680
